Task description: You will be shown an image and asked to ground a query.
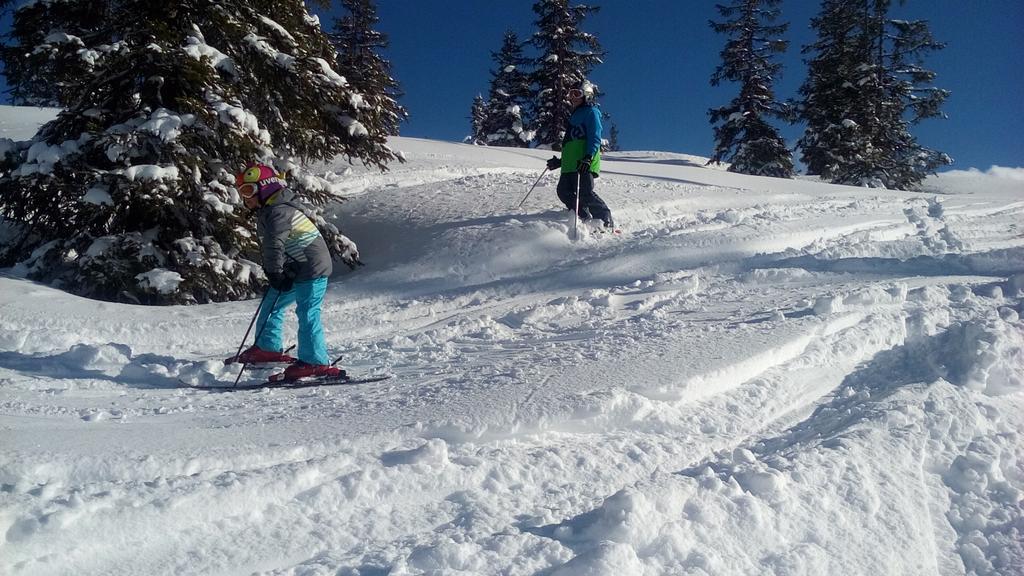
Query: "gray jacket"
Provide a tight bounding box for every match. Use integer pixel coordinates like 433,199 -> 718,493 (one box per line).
256,188 -> 333,281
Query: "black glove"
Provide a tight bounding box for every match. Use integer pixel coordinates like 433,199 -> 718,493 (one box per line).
546,156 -> 560,171
576,156 -> 592,174
267,271 -> 293,292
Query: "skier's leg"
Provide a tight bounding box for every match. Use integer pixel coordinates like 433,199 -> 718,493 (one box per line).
579,173 -> 613,225
555,173 -> 575,210
255,286 -> 296,352
294,277 -> 330,366
557,173 -> 592,219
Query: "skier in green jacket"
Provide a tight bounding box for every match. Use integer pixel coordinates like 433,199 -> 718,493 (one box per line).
546,81 -> 615,229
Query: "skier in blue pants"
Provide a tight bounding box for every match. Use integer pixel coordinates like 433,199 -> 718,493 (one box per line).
234,163 -> 341,380
254,276 -> 329,365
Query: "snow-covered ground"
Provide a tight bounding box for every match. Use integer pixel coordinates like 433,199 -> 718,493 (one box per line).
1,106 -> 1022,575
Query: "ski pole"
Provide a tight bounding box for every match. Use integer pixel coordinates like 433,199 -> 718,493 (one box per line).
233,289 -> 283,387
516,168 -> 551,208
573,171 -> 582,240
228,289 -> 271,365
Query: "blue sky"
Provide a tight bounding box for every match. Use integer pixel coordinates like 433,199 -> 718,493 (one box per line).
2,1 -> 1021,170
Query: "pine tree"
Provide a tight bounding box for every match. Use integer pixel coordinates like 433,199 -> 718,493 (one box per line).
529,0 -> 604,149
479,31 -> 534,147
708,0 -> 794,178
870,12 -> 951,187
0,0 -> 114,106
0,0 -> 400,304
798,0 -> 949,188
607,123 -> 621,152
797,0 -> 867,182
329,0 -> 407,138
467,94 -> 488,145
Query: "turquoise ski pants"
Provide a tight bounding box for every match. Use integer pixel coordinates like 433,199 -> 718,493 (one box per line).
255,276 -> 329,365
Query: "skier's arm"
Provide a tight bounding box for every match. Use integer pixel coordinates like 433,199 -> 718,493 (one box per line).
260,209 -> 290,275
585,108 -> 603,158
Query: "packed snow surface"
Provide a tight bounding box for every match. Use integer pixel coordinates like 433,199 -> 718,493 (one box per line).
1,106 -> 1023,575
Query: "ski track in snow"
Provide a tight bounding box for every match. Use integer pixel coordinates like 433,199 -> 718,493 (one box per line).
1,113 -> 1023,575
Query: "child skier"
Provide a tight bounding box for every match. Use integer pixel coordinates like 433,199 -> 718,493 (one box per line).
546,81 -> 615,229
233,163 -> 342,380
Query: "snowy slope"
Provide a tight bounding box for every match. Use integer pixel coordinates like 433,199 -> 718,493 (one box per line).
1,106 -> 1023,576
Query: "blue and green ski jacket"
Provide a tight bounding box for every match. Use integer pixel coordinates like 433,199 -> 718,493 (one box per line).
560,104 -> 603,175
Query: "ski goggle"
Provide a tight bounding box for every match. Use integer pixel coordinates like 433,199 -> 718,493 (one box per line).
238,182 -> 258,199
567,88 -> 584,100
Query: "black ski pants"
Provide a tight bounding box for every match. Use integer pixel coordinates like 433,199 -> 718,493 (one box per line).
556,171 -> 613,225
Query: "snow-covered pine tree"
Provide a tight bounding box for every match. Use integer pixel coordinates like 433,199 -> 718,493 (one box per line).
329,0 -> 407,138
868,11 -> 951,188
708,0 -> 794,178
529,0 -> 604,149
0,0 -> 400,305
0,0 -> 114,107
479,31 -> 534,147
466,94 -> 488,145
797,0 -> 868,182
607,123 -> 621,151
798,0 -> 949,188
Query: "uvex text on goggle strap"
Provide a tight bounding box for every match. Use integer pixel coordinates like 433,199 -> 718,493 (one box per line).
238,175 -> 284,198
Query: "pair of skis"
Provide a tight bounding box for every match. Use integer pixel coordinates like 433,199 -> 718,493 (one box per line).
202,372 -> 392,391
189,351 -> 392,391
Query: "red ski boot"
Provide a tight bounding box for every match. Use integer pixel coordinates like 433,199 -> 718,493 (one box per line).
276,362 -> 345,382
226,346 -> 295,365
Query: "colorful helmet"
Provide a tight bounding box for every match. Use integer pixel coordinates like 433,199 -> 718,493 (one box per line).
236,163 -> 286,204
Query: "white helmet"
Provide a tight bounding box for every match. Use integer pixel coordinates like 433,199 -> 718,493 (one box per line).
580,81 -> 596,100
568,81 -> 596,103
